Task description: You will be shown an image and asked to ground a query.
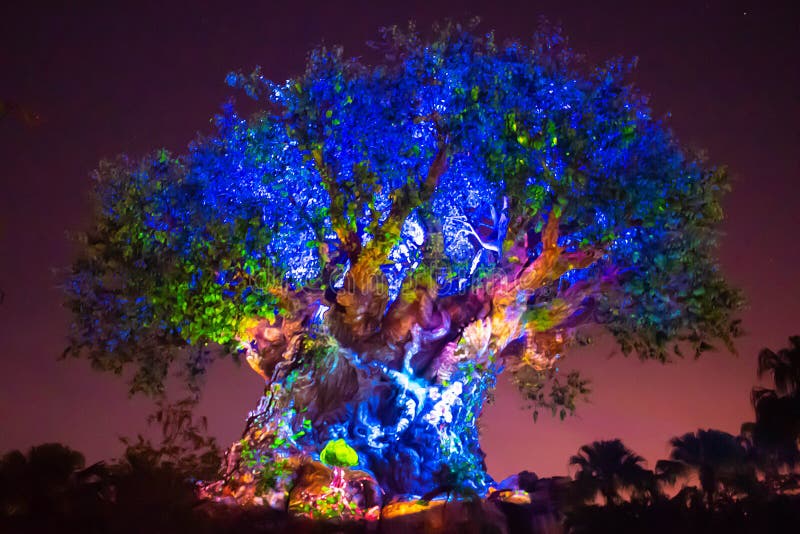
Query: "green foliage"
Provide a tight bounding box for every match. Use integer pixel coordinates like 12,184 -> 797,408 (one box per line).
319,439 -> 359,468
65,19 -> 740,401
597,166 -> 743,362
64,154 -> 282,394
255,458 -> 290,495
514,367 -> 591,421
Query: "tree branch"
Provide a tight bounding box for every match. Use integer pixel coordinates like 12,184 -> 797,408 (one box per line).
328,140 -> 450,352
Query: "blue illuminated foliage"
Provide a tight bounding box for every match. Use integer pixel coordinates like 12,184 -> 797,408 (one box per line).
67,21 -> 740,504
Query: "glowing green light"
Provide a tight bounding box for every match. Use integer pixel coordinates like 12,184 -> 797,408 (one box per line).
320,438 -> 359,467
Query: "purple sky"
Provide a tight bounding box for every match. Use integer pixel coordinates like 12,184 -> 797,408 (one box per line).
1,0 -> 798,480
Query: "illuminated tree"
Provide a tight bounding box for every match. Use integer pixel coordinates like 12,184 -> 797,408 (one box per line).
65,22 -> 740,511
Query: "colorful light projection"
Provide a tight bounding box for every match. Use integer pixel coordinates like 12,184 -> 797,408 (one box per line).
67,23 -> 740,518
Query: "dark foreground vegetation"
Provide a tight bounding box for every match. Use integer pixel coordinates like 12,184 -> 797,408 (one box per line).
3,337 -> 799,533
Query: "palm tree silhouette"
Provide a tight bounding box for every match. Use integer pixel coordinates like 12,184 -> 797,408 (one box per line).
756,336 -> 800,397
569,439 -> 658,506
657,429 -> 758,506
741,336 -> 800,491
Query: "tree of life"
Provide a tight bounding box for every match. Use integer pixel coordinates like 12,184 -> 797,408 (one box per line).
65,22 -> 740,518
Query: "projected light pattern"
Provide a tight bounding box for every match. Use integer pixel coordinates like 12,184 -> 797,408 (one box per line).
68,23 -> 739,514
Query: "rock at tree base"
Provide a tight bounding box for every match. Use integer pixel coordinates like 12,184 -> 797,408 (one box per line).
198,472 -> 573,533
381,497 -> 509,533
200,459 -> 381,521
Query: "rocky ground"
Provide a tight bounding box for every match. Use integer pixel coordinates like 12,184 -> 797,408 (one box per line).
198,471 -> 568,534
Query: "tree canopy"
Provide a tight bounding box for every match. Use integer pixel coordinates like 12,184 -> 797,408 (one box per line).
65,21 -> 740,415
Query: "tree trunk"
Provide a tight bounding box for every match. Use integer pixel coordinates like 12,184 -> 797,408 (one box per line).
201,330 -> 496,517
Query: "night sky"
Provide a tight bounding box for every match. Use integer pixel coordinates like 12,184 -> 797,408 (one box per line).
1,0 -> 797,481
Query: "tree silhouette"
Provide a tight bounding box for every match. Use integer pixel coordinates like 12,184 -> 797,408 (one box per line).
741,336 -> 800,492
657,429 -> 758,506
0,443 -> 87,530
99,397 -> 221,531
566,341 -> 800,532
118,396 -> 221,481
756,336 -> 800,397
569,439 -> 658,506
0,400 -> 224,533
65,20 -> 740,502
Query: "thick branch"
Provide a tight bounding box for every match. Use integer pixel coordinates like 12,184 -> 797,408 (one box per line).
496,261 -> 618,385
239,288 -> 322,380
328,141 -> 449,351
444,213 -> 610,366
491,214 -> 562,313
